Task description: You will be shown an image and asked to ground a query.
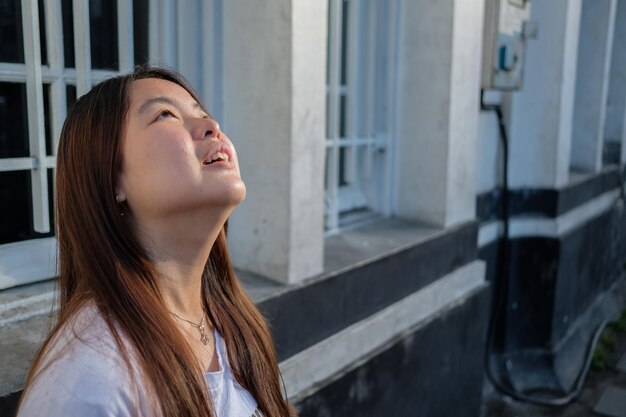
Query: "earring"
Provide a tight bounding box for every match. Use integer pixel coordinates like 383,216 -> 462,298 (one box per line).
115,193 -> 125,216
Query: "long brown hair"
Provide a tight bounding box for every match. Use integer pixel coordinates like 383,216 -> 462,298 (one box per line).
17,67 -> 296,417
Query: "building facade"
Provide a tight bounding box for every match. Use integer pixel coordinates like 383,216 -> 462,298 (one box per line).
1,0 -> 625,416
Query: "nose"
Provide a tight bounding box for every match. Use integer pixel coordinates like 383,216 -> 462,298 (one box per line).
194,117 -> 221,141
205,118 -> 221,139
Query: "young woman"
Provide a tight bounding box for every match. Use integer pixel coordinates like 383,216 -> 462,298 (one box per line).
16,67 -> 296,417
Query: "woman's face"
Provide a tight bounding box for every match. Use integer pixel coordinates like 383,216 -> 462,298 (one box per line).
118,78 -> 246,220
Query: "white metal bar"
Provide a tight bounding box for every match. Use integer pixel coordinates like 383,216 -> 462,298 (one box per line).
84,69 -> 114,81
148,0 -> 159,64
385,0 -> 401,217
162,0 -> 177,66
56,67 -> 117,84
0,158 -> 37,172
169,0 -> 178,67
43,0 -> 64,230
325,137 -> 377,147
73,0 -> 92,96
148,0 -> 176,66
0,65 -> 183,85
21,0 -> 50,233
326,0 -> 343,232
202,0 -> 223,121
176,0 -> 187,75
0,156 -> 54,172
329,0 -> 372,215
43,0 -> 64,70
324,85 -> 349,95
202,0 -> 213,111
214,0 -> 224,121
0,63 -> 30,82
117,0 -> 135,73
346,0 -> 358,185
364,0 -> 377,180
44,156 -> 57,168
44,0 -> 66,157
0,63 -> 59,83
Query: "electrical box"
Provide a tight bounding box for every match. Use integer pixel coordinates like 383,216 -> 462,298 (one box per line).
481,0 -> 536,90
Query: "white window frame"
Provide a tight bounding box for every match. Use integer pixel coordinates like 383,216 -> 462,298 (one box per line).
325,0 -> 399,234
0,0 -> 222,290
0,0 -> 133,289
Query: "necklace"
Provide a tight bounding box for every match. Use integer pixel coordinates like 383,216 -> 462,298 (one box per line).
170,311 -> 211,345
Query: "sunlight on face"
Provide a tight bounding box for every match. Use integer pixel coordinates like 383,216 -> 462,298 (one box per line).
117,78 -> 246,221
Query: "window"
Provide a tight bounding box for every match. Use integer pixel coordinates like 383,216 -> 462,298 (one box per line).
325,0 -> 398,233
146,0 -> 223,122
0,0 -> 144,289
0,0 -> 223,290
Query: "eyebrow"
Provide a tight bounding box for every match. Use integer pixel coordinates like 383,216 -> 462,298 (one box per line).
137,96 -> 204,115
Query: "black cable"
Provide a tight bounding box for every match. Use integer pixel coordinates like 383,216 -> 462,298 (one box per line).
480,89 -> 609,407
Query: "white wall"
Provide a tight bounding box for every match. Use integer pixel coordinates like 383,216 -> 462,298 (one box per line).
476,110 -> 502,195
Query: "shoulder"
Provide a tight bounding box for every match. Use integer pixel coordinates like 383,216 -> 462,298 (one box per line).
18,304 -> 153,417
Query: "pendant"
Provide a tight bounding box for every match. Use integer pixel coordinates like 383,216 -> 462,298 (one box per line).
198,324 -> 210,345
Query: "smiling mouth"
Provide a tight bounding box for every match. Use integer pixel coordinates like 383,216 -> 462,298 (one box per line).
202,151 -> 230,165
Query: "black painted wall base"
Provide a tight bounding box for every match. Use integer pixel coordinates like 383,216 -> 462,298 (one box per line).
477,169 -> 626,397
262,222 -> 478,362
478,204 -> 626,353
296,286 -> 490,417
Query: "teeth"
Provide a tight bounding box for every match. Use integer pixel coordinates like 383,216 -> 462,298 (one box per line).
204,151 -> 229,165
212,152 -> 229,161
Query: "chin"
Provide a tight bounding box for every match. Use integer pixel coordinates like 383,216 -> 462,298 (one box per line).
217,180 -> 246,207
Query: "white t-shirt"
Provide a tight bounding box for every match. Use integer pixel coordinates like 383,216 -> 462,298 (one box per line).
17,305 -> 262,417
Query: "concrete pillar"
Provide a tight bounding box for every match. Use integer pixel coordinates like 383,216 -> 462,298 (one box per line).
605,0 -> 626,164
509,0 -> 582,188
395,0 -> 484,227
571,0 -> 617,172
222,1 -> 326,284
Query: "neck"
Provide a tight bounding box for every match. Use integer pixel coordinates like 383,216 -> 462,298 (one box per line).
132,207 -> 230,321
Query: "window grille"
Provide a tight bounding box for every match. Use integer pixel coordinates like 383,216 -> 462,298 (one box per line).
0,0 -> 221,290
325,0 -> 399,233
0,0 -> 140,289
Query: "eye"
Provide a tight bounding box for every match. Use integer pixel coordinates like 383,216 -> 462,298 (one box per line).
155,110 -> 176,121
